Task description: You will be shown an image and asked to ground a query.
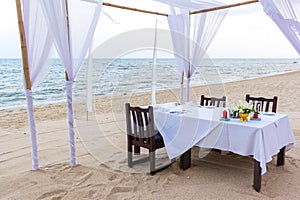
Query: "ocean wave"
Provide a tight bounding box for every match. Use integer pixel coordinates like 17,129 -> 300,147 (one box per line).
1,58 -> 300,109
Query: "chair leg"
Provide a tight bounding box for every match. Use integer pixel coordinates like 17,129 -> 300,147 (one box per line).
128,144 -> 133,168
150,151 -> 155,175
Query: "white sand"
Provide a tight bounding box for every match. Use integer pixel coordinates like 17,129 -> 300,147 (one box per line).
0,71 -> 300,199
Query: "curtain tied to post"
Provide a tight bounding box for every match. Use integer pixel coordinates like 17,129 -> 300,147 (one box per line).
64,80 -> 76,166
157,0 -> 228,103
40,0 -> 102,167
20,0 -> 54,170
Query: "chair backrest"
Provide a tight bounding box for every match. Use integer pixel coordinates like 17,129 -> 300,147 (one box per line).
200,95 -> 226,107
245,94 -> 278,113
125,103 -> 155,148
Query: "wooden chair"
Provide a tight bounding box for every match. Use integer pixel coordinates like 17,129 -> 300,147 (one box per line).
245,94 -> 278,112
125,103 -> 172,175
200,95 -> 226,107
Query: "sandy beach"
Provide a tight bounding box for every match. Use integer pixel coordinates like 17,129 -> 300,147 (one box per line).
0,71 -> 300,199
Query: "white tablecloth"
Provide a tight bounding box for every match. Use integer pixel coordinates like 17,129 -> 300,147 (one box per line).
154,103 -> 296,174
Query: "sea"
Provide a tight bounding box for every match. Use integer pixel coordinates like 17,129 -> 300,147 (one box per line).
1,58 -> 300,110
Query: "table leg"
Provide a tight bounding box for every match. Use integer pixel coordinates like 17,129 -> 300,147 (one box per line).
180,149 -> 191,170
253,159 -> 261,192
277,146 -> 286,166
253,146 -> 285,192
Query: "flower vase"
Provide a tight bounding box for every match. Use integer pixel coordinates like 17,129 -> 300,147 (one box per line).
240,113 -> 249,122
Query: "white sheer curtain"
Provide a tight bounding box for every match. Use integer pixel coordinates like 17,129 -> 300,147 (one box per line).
86,43 -> 94,113
189,9 -> 228,101
167,8 -> 190,104
260,0 -> 300,54
151,19 -> 159,105
40,0 -> 102,166
21,0 -> 53,170
159,0 -> 227,103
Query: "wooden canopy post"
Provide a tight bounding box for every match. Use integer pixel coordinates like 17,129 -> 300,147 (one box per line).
16,0 -> 39,170
16,0 -> 31,90
64,0 -> 76,167
65,0 -> 71,81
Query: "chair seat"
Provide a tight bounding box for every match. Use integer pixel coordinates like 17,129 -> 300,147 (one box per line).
129,131 -> 164,149
154,132 -> 164,148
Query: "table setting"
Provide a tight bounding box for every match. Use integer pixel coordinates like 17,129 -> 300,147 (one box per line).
153,101 -> 296,171
152,100 -> 296,191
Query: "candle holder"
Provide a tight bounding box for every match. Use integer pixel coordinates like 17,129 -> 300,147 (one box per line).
239,113 -> 249,122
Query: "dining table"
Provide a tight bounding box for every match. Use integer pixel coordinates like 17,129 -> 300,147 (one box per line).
153,102 -> 296,192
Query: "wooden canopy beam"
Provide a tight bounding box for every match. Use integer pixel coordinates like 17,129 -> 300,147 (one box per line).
190,0 -> 259,15
102,1 -> 259,17
102,2 -> 168,17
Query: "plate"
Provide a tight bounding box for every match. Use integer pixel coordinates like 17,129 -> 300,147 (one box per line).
250,117 -> 261,121
261,112 -> 276,116
220,118 -> 230,121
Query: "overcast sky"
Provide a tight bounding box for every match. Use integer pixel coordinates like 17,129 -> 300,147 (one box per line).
0,0 -> 298,58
